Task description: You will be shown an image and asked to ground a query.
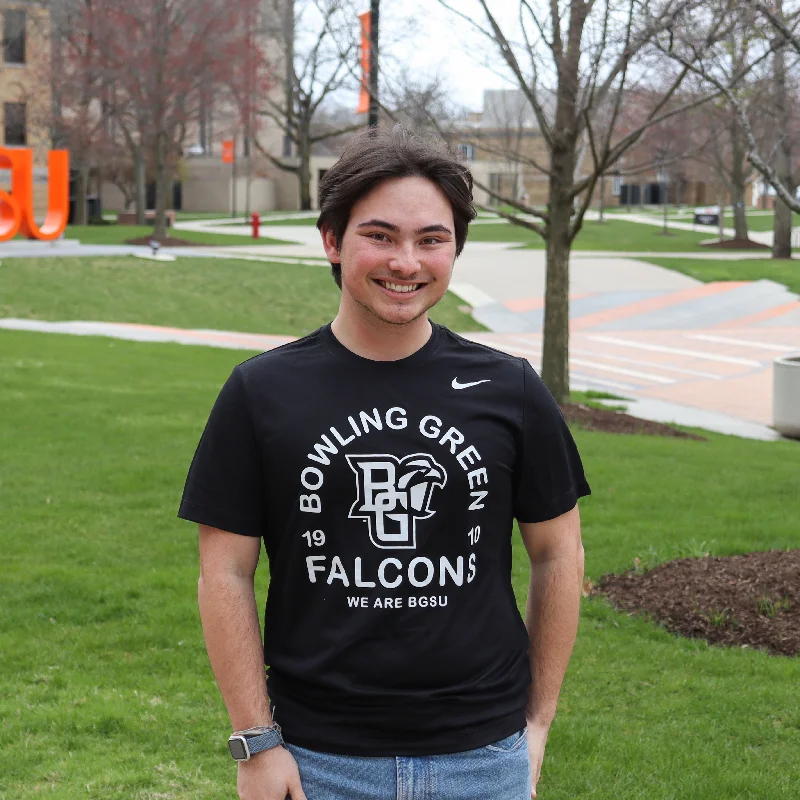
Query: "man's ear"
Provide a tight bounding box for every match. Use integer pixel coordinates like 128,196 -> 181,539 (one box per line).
320,223 -> 341,263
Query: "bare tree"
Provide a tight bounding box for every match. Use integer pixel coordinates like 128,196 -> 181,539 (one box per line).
659,0 -> 800,256
437,0 -> 719,402
38,0 -> 108,224
768,0 -> 795,257
252,0 -> 363,210
94,0 -> 255,235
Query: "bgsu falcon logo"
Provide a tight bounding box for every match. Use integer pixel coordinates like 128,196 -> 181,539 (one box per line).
346,453 -> 447,549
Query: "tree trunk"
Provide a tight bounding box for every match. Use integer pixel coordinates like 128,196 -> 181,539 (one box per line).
598,173 -> 605,222
717,189 -> 725,242
732,197 -> 748,240
774,193 -> 793,258
73,163 -> 89,225
772,20 -> 793,259
134,149 -> 146,225
541,159 -> 573,403
298,131 -> 312,211
154,131 -> 168,239
730,118 -> 749,241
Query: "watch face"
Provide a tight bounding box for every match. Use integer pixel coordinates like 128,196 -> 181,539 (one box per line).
228,737 -> 248,761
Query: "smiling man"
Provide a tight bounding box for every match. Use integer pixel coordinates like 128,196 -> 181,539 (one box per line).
178,126 -> 590,800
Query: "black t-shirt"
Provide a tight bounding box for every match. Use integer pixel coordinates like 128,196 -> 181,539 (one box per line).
178,322 -> 590,756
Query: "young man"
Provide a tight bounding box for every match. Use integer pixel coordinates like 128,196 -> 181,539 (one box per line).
178,127 -> 590,800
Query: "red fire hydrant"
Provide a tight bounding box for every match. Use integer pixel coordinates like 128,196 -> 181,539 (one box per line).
251,212 -> 260,239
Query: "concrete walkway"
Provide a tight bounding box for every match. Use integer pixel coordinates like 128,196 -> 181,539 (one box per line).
3,213 -> 797,440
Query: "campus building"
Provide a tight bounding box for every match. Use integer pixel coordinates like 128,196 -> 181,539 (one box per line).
0,0 -> 52,216
449,89 -> 560,208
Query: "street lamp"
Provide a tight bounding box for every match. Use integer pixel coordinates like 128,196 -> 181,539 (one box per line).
657,163 -> 670,235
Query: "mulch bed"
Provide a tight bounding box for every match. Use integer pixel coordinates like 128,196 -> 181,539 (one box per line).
594,550 -> 800,656
560,403 -> 705,440
700,237 -> 770,250
125,235 -> 209,247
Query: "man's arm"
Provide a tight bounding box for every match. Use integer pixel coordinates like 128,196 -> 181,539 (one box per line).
518,504 -> 584,797
198,524 -> 306,800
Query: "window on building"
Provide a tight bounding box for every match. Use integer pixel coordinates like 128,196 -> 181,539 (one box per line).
3,9 -> 26,65
4,102 -> 26,145
457,143 -> 476,161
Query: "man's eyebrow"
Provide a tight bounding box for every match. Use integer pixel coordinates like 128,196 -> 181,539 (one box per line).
415,224 -> 453,235
354,219 -> 453,236
355,219 -> 400,232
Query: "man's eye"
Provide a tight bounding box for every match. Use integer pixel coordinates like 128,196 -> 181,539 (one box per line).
370,232 -> 388,241
421,237 -> 441,245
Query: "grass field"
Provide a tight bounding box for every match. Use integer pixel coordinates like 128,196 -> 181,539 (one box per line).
467,218 -> 723,251
259,214 -> 320,226
1,330 -> 798,798
645,257 -> 800,295
603,206 -> 800,233
63,224 -> 291,247
0,256 -> 485,335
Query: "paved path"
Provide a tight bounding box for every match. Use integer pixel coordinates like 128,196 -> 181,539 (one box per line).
1,316 -> 793,440
3,212 -> 798,439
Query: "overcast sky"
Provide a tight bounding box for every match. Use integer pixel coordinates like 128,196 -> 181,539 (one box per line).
363,0 -> 522,113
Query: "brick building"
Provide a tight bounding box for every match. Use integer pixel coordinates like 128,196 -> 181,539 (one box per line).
0,0 -> 52,216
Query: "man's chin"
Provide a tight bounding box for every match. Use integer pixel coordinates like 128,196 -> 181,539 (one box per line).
371,306 -> 429,326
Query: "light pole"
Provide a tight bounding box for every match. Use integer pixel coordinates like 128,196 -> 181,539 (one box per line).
657,162 -> 669,235
368,0 -> 380,128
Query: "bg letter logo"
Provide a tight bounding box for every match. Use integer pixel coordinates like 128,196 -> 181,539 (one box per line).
347,453 -> 447,549
0,148 -> 69,242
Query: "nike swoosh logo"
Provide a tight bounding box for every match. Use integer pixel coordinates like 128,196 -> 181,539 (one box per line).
452,378 -> 491,390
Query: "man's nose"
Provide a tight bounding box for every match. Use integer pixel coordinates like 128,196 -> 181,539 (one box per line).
387,241 -> 420,275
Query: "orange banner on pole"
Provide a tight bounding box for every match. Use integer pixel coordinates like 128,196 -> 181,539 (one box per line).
221,140 -> 235,164
0,148 -> 69,242
356,11 -> 370,115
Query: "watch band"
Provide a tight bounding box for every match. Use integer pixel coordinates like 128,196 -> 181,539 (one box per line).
228,723 -> 283,761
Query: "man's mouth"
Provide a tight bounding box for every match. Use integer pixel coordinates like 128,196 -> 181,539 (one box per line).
375,280 -> 424,294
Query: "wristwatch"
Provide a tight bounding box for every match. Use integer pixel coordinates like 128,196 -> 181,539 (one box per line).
227,723 -> 284,761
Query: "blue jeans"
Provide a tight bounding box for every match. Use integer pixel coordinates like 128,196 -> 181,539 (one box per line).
283,728 -> 531,800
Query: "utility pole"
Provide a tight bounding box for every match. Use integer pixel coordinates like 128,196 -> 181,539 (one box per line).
232,134 -> 237,218
368,0 -> 379,128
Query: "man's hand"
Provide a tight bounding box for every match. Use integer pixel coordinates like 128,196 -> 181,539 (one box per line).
237,745 -> 307,800
526,719 -> 550,798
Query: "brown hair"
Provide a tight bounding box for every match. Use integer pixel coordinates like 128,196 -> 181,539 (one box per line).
316,125 -> 476,288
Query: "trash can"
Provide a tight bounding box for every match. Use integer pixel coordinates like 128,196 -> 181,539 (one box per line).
773,355 -> 800,438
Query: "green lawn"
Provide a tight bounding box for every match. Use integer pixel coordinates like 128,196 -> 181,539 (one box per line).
721,211 -> 800,233
200,214 -> 318,227
0,256 -> 484,336
468,218 -> 722,251
173,212 -> 232,221
603,206 -> 800,234
1,330 -> 798,798
259,214 -> 319,226
645,257 -> 800,295
63,224 -> 291,247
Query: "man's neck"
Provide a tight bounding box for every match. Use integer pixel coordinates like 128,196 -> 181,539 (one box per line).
331,306 -> 433,362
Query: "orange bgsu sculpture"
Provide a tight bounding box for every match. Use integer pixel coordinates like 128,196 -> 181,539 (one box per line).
0,148 -> 69,242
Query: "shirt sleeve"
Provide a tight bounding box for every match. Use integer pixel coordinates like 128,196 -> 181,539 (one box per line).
177,366 -> 265,537
512,359 -> 591,523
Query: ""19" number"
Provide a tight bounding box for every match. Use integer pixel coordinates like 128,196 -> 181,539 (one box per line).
302,529 -> 326,547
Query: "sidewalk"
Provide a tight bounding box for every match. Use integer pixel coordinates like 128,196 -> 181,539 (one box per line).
3,214 -> 797,440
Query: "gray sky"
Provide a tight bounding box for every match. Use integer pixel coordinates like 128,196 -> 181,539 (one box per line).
378,0 -> 521,112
